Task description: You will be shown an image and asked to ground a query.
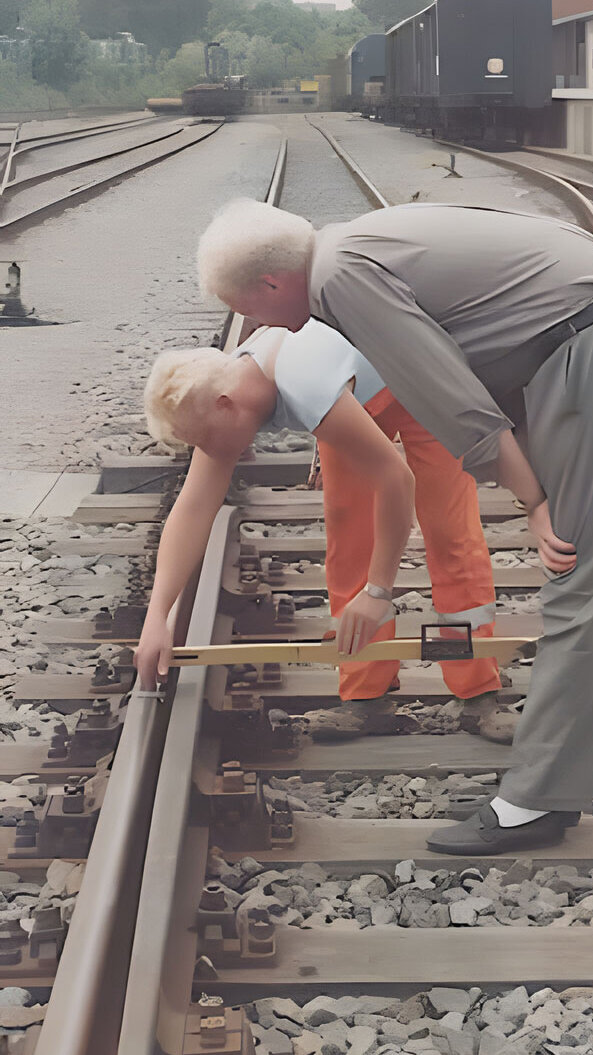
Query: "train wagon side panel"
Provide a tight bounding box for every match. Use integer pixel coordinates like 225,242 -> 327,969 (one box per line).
437,0 -> 553,108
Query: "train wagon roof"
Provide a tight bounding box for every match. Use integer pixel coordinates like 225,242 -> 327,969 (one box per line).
386,1 -> 436,36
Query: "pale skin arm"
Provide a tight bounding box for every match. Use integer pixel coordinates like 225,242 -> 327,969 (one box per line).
133,447 -> 237,689
496,430 -> 576,574
313,388 -> 415,656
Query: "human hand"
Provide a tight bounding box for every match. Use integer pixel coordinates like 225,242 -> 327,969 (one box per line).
336,589 -> 392,656
133,615 -> 173,691
528,499 -> 577,575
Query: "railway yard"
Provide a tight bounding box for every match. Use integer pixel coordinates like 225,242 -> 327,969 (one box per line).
1,108 -> 593,1055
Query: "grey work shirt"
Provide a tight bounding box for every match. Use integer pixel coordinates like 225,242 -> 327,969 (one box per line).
308,204 -> 593,473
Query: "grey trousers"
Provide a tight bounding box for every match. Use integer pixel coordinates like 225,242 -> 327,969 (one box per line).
499,324 -> 593,811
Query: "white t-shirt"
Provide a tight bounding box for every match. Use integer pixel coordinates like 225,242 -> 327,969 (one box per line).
233,318 -> 386,433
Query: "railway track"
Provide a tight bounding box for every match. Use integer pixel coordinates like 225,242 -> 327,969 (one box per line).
6,117 -> 593,1053
0,112 -> 224,232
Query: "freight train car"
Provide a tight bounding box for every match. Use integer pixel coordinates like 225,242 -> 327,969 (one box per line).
182,77 -> 247,117
329,34 -> 386,112
385,0 -> 556,146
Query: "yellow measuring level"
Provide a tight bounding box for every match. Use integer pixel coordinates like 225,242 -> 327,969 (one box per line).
171,635 -> 537,669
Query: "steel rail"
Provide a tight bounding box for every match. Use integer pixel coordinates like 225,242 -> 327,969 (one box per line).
116,136 -> 289,1055
33,534 -> 203,1055
117,507 -> 234,1055
34,132 -> 288,1055
435,136 -> 593,233
0,122 -> 20,197
0,121 -> 225,233
305,115 -> 389,208
16,113 -> 162,149
5,124 -> 185,194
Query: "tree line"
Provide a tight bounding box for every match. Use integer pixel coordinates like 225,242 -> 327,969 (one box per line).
0,0 -> 427,111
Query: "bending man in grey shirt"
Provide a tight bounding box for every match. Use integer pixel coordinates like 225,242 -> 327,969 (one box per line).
198,199 -> 592,855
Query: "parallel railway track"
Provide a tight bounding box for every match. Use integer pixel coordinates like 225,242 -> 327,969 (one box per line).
4,116 -> 592,1053
0,112 -> 224,232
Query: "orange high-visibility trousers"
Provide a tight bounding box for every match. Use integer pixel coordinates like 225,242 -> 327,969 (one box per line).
317,387 -> 501,701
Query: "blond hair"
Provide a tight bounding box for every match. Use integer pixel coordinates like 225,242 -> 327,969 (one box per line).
197,198 -> 314,302
144,347 -> 229,448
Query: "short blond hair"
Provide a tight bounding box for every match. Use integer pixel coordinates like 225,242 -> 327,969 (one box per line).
144,347 -> 229,448
197,198 -> 314,302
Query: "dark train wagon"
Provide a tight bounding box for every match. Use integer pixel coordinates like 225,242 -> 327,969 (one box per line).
385,0 -> 556,146
349,34 -> 386,103
182,80 -> 247,117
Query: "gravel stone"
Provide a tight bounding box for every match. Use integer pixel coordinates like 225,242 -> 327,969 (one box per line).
427,989 -> 473,1017
302,997 -> 340,1028
0,989 -> 30,1008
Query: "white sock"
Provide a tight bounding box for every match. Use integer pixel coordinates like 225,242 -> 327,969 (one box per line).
490,796 -> 548,828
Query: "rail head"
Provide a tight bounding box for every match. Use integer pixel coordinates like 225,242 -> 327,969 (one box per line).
0,122 -> 20,196
117,505 -> 236,1055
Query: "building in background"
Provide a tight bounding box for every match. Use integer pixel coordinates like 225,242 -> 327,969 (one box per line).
90,32 -> 147,65
552,0 -> 593,152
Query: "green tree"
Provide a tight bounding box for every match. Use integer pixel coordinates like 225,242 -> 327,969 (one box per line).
0,0 -> 20,36
218,29 -> 251,76
206,0 -> 251,38
159,40 -> 206,92
77,0 -> 210,55
23,0 -> 89,88
245,33 -> 285,87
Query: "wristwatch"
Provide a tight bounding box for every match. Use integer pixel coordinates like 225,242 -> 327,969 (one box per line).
365,582 -> 392,602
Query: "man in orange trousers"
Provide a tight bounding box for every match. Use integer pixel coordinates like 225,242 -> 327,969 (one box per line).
315,385 -> 511,740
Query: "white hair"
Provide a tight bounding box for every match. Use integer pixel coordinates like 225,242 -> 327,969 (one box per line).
144,347 -> 229,448
197,198 -> 314,302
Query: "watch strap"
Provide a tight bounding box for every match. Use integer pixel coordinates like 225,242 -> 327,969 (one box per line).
365,582 -> 392,602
